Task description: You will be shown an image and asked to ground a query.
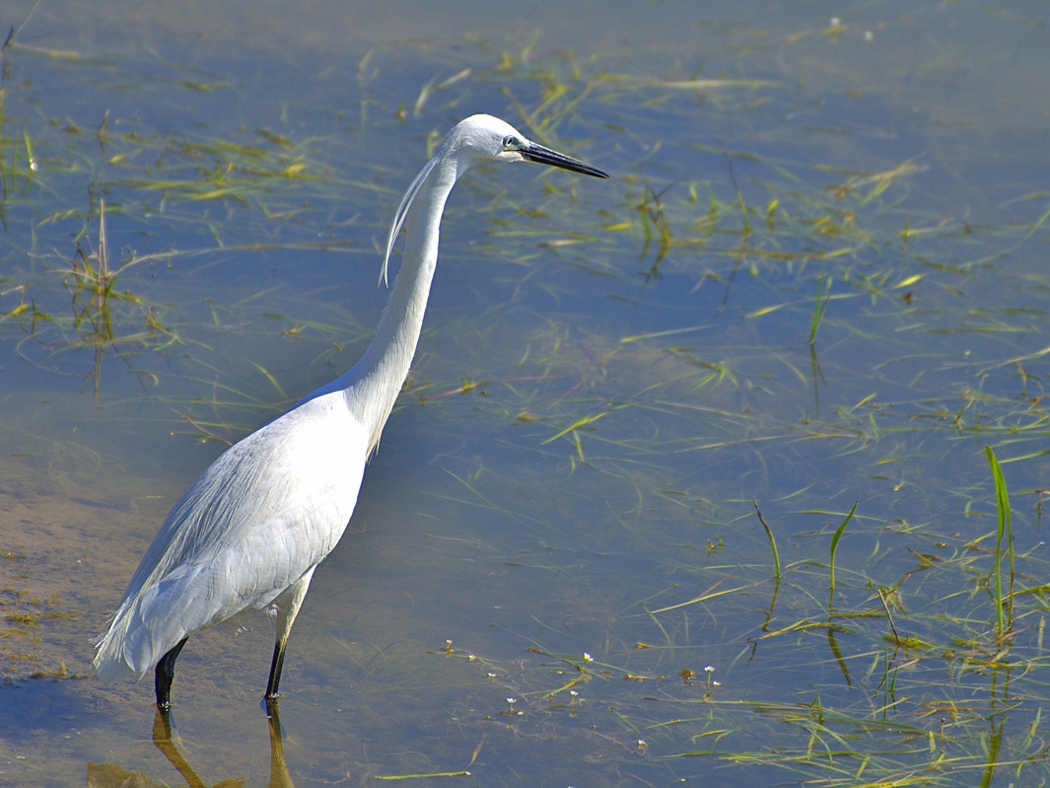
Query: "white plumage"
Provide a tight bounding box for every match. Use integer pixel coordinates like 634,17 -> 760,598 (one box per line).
95,394 -> 366,680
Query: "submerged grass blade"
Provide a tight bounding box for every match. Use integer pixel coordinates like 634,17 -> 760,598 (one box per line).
540,411 -> 608,445
827,627 -> 851,687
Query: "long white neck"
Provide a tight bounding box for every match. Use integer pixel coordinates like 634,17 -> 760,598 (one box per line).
306,155 -> 459,453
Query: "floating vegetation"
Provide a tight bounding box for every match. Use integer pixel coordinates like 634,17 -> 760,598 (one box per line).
0,553 -> 83,682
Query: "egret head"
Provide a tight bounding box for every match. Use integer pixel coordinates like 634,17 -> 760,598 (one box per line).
447,114 -> 609,179
381,114 -> 608,285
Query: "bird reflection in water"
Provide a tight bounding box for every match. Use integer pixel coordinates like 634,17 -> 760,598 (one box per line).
86,705 -> 294,788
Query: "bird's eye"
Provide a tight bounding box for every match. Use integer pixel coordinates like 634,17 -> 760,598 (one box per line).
502,135 -> 522,150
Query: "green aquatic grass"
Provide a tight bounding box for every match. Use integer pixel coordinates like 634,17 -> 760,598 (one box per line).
752,497 -> 781,581
827,502 -> 857,605
984,445 -> 1014,640
808,264 -> 831,344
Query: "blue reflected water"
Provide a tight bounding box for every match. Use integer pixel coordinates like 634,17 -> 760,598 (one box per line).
2,1 -> 1050,785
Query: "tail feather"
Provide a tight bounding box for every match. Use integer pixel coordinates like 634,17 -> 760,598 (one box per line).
93,602 -> 141,682
93,520 -> 324,683
94,564 -> 210,682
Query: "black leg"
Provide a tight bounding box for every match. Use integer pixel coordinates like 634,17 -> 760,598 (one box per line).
155,637 -> 189,709
264,567 -> 315,705
265,638 -> 287,700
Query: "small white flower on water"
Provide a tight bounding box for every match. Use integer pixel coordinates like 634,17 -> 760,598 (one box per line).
467,653 -> 477,661
570,690 -> 579,697
713,681 -> 722,687
486,672 -> 497,679
583,652 -> 593,662
637,739 -> 647,748
829,17 -> 841,26
704,665 -> 715,673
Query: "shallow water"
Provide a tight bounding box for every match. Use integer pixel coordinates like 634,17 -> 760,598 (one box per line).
2,1 -> 1050,785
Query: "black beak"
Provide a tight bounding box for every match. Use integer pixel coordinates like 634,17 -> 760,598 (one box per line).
520,143 -> 609,179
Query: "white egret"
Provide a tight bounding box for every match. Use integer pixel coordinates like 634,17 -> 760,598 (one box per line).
93,114 -> 608,710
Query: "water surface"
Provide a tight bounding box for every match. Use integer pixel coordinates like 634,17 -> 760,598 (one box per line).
2,1 -> 1050,785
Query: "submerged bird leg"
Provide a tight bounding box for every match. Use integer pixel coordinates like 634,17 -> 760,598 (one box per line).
155,637 -> 189,709
265,568 -> 315,702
